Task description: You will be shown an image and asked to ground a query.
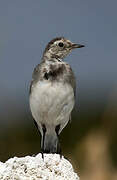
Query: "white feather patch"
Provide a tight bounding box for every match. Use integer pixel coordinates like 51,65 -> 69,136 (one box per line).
30,81 -> 75,133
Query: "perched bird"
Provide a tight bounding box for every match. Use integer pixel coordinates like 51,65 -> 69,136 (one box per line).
29,37 -> 84,155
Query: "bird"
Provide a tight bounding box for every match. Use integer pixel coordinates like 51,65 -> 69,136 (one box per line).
29,37 -> 84,156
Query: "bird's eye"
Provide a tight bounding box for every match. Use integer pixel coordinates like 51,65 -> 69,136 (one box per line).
58,42 -> 64,47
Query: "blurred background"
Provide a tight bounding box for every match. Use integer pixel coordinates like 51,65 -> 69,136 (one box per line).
0,0 -> 117,179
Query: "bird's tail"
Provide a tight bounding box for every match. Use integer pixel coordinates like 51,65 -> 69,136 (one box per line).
41,130 -> 61,154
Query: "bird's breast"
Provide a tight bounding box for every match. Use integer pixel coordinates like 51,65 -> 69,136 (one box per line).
29,80 -> 75,126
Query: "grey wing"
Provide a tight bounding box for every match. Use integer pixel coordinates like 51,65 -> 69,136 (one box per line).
66,64 -> 76,123
29,63 -> 42,94
67,64 -> 76,97
70,71 -> 76,97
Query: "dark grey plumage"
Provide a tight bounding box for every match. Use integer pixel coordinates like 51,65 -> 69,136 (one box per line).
30,60 -> 76,95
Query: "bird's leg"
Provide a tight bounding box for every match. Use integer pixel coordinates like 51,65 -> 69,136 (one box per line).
41,124 -> 46,159
55,124 -> 62,157
55,124 -> 60,137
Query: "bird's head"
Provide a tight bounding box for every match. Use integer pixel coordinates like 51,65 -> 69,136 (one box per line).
43,37 -> 85,60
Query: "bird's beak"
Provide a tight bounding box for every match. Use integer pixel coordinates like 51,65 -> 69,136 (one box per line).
71,43 -> 85,49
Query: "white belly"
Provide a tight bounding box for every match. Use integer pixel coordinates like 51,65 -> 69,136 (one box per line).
29,81 -> 75,133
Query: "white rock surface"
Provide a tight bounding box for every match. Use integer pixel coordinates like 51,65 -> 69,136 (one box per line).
0,153 -> 79,180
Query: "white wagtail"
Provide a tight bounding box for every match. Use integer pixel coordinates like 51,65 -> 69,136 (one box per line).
29,37 -> 84,156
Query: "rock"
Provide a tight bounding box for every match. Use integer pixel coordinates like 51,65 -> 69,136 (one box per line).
0,153 -> 79,180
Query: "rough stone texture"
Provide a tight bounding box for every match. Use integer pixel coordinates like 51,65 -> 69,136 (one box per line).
0,153 -> 79,180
